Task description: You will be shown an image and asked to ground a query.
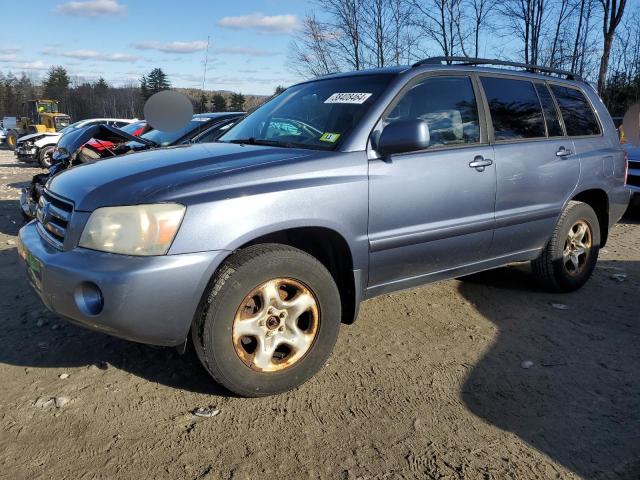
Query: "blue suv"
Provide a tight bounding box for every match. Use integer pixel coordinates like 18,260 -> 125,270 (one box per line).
18,58 -> 630,396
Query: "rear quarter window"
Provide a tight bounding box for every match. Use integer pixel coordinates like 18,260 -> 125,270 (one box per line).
481,77 -> 546,141
549,85 -> 601,136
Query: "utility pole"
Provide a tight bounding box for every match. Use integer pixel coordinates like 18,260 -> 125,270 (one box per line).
202,35 -> 210,92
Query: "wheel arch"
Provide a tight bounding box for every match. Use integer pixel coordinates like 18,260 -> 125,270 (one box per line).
570,188 -> 610,247
235,226 -> 360,325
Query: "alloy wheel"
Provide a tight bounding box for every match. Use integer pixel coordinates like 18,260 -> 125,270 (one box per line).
563,219 -> 592,275
232,278 -> 320,372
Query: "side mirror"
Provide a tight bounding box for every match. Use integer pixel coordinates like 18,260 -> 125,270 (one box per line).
377,119 -> 430,156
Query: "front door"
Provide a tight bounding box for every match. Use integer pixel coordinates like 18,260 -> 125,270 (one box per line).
367,74 -> 496,294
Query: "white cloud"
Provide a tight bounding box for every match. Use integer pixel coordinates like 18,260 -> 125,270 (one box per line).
61,49 -> 100,59
55,0 -> 125,17
218,12 -> 299,34
0,47 -> 21,54
212,47 -> 278,57
103,53 -> 138,62
132,41 -> 207,54
61,50 -> 138,62
0,54 -> 18,62
14,61 -> 50,71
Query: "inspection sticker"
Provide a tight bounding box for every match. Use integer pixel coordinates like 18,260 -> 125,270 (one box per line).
319,132 -> 341,143
324,92 -> 372,104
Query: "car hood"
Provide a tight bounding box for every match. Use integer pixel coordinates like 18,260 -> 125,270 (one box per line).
18,132 -> 60,143
47,142 -> 320,211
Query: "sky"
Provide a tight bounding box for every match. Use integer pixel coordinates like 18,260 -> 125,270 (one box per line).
0,0 -> 311,95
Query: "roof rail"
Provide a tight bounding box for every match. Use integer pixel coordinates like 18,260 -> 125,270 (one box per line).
412,56 -> 582,81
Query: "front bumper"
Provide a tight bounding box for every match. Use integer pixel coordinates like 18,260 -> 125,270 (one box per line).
20,188 -> 37,219
17,222 -> 227,346
15,145 -> 37,160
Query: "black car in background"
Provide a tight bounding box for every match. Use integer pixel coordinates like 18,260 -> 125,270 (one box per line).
122,112 -> 244,151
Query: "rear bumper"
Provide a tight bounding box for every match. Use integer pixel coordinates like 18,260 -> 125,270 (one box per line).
610,185 -> 632,226
18,221 -> 227,346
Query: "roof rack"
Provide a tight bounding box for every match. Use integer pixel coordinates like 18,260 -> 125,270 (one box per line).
412,56 -> 582,81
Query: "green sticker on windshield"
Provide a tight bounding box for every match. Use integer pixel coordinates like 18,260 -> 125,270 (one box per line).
320,132 -> 341,143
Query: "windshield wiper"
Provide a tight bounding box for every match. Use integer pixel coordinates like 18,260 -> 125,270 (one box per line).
226,138 -> 297,148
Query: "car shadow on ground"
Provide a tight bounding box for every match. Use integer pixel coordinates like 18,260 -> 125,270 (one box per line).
0,243 -> 233,397
0,200 -> 24,236
457,259 -> 640,479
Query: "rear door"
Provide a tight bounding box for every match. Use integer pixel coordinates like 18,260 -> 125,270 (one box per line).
480,75 -> 580,257
367,74 -> 496,293
549,83 -> 611,182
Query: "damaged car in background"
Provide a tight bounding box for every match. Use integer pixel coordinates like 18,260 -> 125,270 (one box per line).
15,118 -> 138,168
20,124 -> 155,220
20,113 -> 244,220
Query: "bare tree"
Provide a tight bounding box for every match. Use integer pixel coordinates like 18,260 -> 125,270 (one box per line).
499,0 -> 548,65
465,0 -> 498,58
289,14 -> 340,77
547,0 -> 575,68
320,0 -> 366,70
412,0 -> 466,58
597,0 -> 628,93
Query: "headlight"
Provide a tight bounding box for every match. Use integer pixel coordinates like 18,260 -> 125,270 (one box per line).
79,204 -> 186,256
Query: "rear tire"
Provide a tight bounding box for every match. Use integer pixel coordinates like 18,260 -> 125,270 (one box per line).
531,201 -> 600,292
38,146 -> 55,168
192,244 -> 341,397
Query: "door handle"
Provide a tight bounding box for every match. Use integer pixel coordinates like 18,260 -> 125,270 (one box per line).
469,156 -> 493,172
556,146 -> 573,157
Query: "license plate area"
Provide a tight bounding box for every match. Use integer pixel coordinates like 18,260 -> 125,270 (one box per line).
17,238 -> 43,292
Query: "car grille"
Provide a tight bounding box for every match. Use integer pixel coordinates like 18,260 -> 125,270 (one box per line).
36,190 -> 73,249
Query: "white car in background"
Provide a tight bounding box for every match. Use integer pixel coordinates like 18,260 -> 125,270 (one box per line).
15,118 -> 137,168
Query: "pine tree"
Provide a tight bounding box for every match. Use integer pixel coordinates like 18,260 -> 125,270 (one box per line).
211,93 -> 226,112
140,75 -> 149,101
95,77 -> 109,94
43,66 -> 70,101
230,92 -> 245,111
148,69 -> 170,94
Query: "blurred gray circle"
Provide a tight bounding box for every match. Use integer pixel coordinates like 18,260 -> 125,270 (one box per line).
622,103 -> 640,146
144,91 -> 193,132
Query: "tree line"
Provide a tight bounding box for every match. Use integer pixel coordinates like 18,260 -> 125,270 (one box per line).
0,66 -> 257,122
289,0 -> 638,114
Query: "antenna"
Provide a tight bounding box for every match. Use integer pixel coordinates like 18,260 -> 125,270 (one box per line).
201,35 -> 210,91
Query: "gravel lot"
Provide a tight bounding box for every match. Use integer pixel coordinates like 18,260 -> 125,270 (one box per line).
0,147 -> 638,479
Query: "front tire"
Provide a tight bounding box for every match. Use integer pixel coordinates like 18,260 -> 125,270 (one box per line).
192,244 -> 341,397
531,201 -> 600,292
38,146 -> 55,168
6,130 -> 18,150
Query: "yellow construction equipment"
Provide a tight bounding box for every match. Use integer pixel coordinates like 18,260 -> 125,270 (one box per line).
5,99 -> 71,150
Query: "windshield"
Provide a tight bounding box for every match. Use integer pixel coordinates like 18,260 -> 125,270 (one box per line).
37,102 -> 58,113
140,117 -> 211,146
219,74 -> 394,150
59,120 -> 85,134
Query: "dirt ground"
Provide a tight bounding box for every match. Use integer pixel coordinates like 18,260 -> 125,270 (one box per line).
0,147 -> 638,480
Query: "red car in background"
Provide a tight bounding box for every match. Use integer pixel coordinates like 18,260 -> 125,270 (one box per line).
82,120 -> 152,156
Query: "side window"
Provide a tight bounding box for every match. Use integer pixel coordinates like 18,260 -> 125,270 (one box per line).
549,85 -> 601,136
383,76 -> 480,148
481,77 -> 546,140
534,83 -> 564,137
